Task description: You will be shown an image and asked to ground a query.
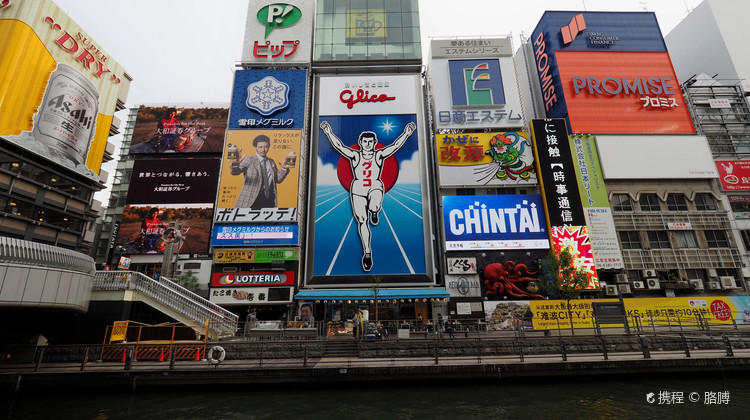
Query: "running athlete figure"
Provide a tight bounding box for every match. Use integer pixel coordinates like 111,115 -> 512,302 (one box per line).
320,121 -> 416,271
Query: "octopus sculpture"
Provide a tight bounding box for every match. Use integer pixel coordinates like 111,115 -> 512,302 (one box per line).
483,261 -> 544,299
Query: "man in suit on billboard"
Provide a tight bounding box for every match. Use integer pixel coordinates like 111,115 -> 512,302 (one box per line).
319,121 -> 416,271
229,134 -> 290,209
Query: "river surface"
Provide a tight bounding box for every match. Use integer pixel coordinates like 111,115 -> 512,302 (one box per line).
3,374 -> 749,419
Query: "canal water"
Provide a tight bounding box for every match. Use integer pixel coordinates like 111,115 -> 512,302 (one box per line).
3,374 -> 749,419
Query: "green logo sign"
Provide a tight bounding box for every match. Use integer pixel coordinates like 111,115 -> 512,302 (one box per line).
258,4 -> 302,38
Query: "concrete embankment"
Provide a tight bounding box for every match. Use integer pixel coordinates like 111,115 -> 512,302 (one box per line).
2,333 -> 749,390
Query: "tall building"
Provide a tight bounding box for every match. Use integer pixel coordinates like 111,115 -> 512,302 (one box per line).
0,0 -> 130,342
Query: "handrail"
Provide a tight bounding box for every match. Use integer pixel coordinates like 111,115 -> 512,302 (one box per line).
93,271 -> 238,338
0,237 -> 95,274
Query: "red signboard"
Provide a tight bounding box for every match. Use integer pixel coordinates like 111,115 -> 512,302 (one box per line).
716,160 -> 750,191
211,271 -> 295,287
556,51 -> 695,134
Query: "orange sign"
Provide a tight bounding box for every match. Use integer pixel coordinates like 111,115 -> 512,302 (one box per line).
556,51 -> 695,134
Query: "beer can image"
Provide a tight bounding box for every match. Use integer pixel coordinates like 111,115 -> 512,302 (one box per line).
32,63 -> 100,166
285,151 -> 296,168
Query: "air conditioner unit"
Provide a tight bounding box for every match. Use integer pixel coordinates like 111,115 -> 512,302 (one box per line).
689,279 -> 704,290
741,268 -> 750,278
604,285 -> 618,296
719,276 -> 736,288
708,268 -> 718,278
642,269 -> 657,278
615,273 -> 629,283
708,281 -> 722,290
618,284 -> 632,294
632,281 -> 646,290
647,278 -> 661,290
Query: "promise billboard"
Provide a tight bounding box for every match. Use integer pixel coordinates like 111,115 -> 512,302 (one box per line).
129,105 -> 229,154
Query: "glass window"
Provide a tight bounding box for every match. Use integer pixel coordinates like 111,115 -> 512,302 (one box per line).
674,231 -> 698,248
618,231 -> 641,249
456,188 -> 475,196
611,194 -> 633,212
639,194 -> 661,212
666,193 -> 688,211
695,193 -> 718,211
705,230 -> 730,248
647,231 -> 671,248
741,229 -> 750,250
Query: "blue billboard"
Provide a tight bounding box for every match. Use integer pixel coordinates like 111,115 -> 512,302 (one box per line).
211,224 -> 299,246
442,194 -> 550,250
228,69 -> 308,129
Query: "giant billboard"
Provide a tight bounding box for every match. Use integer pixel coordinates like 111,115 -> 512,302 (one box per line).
531,11 -> 694,134
0,0 -> 128,179
116,158 -> 220,255
129,106 -> 229,154
215,129 -> 302,223
241,0 -> 314,64
436,131 -> 536,187
442,194 -> 549,250
308,74 -> 433,286
429,38 -> 523,130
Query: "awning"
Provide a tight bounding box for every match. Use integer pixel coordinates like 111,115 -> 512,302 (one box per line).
294,288 -> 450,301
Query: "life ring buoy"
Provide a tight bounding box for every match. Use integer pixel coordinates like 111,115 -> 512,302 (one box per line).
207,345 -> 225,364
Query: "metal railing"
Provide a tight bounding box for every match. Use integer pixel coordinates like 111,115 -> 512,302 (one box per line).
93,271 -> 238,338
0,236 -> 95,274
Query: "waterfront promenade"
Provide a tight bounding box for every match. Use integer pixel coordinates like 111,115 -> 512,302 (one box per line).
2,327 -> 750,391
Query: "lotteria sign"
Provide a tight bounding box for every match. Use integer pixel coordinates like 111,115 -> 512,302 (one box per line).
211,271 -> 295,287
442,194 -> 549,250
530,11 -> 694,134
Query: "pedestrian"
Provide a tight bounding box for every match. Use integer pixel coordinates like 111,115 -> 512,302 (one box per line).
446,317 -> 455,339
437,313 -> 444,334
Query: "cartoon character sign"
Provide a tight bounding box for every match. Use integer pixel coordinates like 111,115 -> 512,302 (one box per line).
485,132 -> 534,181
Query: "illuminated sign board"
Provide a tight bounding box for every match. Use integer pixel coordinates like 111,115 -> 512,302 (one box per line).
211,224 -> 298,246
241,0 -> 313,64
436,131 -> 536,187
213,248 -> 296,264
209,286 -> 292,305
442,194 -> 549,250
430,38 -> 523,130
211,271 -> 295,287
0,0 -> 128,179
215,129 -> 302,223
228,69 -> 308,129
309,74 -> 432,286
530,11 -> 694,134
716,160 -> 750,191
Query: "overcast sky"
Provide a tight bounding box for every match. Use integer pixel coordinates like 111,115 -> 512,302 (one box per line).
49,0 -> 703,200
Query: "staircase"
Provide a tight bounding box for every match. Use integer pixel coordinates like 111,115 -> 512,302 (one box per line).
92,271 -> 238,340
323,339 -> 360,359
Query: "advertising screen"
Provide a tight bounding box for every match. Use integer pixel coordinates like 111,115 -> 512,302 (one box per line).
215,129 -> 302,223
228,69 -> 308,129
442,194 -> 549,250
116,158 -> 220,255
436,131 -> 536,187
130,105 -> 229,154
309,74 -> 432,285
0,0 -> 128,179
213,248 -> 296,264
